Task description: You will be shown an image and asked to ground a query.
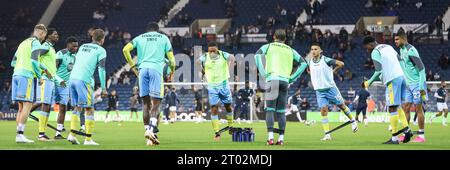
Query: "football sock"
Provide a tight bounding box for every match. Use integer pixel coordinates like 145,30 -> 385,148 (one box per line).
390,112 -> 399,136
342,106 -> 354,120
56,123 -> 64,136
85,115 -> 95,141
17,123 -> 25,135
226,111 -> 233,126
322,116 -> 330,133
70,111 -> 80,136
277,112 -> 286,135
211,115 -> 220,133
38,111 -> 49,136
397,108 -> 409,128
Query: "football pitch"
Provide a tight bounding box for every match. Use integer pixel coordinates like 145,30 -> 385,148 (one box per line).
1,120 -> 450,150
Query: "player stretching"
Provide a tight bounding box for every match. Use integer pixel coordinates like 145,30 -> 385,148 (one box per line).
11,24 -> 52,143
122,22 -> 175,146
198,41 -> 235,141
54,37 -> 79,139
35,28 -> 66,141
429,80 -> 448,126
394,32 -> 428,143
353,82 -> 370,126
67,29 -> 108,145
255,29 -> 308,145
307,43 -> 358,141
363,36 -> 413,144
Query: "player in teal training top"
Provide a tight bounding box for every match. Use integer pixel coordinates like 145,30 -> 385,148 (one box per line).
122,22 -> 175,146
67,29 -> 108,145
53,36 -> 79,139
394,32 -> 427,143
363,36 -> 413,144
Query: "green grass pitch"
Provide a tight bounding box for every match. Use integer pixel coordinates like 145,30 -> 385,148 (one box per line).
1,120 -> 450,150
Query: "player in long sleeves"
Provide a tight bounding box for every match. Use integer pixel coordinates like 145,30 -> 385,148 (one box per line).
198,41 -> 235,141
67,29 -> 108,145
429,80 -> 448,126
353,82 -> 371,126
193,87 -> 204,123
363,36 -> 413,144
129,93 -> 140,121
11,24 -> 52,143
53,36 -> 79,139
165,87 -> 180,123
307,43 -> 358,141
105,90 -> 120,122
254,29 -> 308,145
237,80 -> 253,123
394,32 -> 428,142
285,90 -> 304,123
122,22 -> 175,146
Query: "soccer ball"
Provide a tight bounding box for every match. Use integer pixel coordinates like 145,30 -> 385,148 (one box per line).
305,121 -> 310,126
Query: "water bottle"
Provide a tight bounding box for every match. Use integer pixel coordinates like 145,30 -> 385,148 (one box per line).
243,131 -> 248,142
237,132 -> 241,142
232,131 -> 236,142
249,128 -> 254,142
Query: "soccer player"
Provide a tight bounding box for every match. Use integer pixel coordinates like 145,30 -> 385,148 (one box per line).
105,90 -> 120,122
353,82 -> 371,126
363,36 -> 413,144
11,24 -> 52,143
429,80 -> 448,126
233,89 -> 242,123
53,36 -> 79,139
122,22 -> 175,146
165,87 -> 180,123
299,98 -> 310,125
237,80 -> 254,123
129,93 -> 139,121
162,87 -> 170,125
193,86 -> 204,123
306,43 -> 358,141
34,28 -> 66,141
197,41 -> 235,141
285,90 -> 304,123
394,32 -> 428,142
254,29 -> 308,145
67,29 -> 108,145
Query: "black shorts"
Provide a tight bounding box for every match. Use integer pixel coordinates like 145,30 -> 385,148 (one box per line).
130,108 -> 138,112
107,105 -> 117,112
356,104 -> 367,115
195,103 -> 203,111
265,80 -> 288,113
